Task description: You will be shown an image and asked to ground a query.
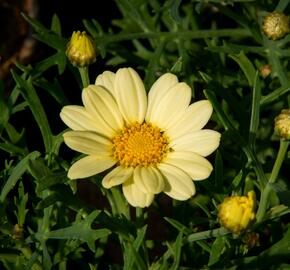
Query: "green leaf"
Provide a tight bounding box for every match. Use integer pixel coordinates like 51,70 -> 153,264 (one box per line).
28,159 -> 51,180
33,77 -> 68,105
208,236 -> 227,266
51,14 -> 62,35
36,172 -> 68,193
33,52 -> 67,76
11,71 -> 53,153
248,71 -> 261,147
0,81 -> 10,130
126,226 -> 148,269
0,151 -> 41,202
229,51 -> 256,87
167,0 -> 182,23
170,231 -> 183,270
36,210 -> 111,252
164,217 -> 191,234
260,84 -> 290,106
5,123 -> 25,144
21,12 -> 48,34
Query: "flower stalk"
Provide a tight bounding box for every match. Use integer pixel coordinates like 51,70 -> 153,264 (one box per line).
256,139 -> 289,223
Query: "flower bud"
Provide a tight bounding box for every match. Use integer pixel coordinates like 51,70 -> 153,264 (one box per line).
274,109 -> 290,140
260,64 -> 271,78
66,31 -> 97,67
218,191 -> 255,234
262,11 -> 290,40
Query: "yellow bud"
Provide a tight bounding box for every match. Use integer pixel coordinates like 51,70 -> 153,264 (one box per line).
218,191 -> 256,234
274,109 -> 290,140
262,11 -> 290,40
66,31 -> 97,67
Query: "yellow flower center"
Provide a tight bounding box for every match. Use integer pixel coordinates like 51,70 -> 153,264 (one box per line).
112,123 -> 169,167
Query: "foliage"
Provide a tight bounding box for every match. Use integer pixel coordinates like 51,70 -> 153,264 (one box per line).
1,0 -> 290,269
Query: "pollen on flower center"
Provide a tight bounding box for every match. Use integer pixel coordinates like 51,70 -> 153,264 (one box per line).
112,123 -> 169,167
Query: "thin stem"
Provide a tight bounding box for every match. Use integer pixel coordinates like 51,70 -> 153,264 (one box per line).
269,140 -> 289,183
186,227 -> 229,242
78,67 -> 90,88
256,140 -> 289,222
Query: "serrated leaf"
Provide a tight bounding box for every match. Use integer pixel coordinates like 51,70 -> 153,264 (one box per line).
36,210 -> 111,252
0,151 -> 41,202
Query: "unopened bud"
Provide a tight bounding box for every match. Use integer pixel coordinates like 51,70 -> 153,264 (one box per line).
262,11 -> 290,40
274,109 -> 290,140
66,31 -> 97,67
218,191 -> 256,234
260,64 -> 271,78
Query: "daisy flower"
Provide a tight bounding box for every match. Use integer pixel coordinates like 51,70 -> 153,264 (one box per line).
60,68 -> 221,207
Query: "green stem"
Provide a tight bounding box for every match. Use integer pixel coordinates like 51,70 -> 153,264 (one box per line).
186,227 -> 229,242
269,140 -> 289,183
95,29 -> 251,44
256,140 -> 289,222
78,67 -> 90,88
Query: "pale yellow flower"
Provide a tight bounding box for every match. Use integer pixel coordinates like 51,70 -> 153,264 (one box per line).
218,191 -> 256,234
60,68 -> 221,207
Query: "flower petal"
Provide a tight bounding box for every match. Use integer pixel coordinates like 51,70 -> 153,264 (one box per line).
68,155 -> 116,179
164,151 -> 213,180
171,130 -> 221,157
146,73 -> 178,121
114,68 -> 147,124
134,166 -> 164,194
82,85 -> 124,134
122,177 -> 154,207
147,82 -> 192,130
60,105 -> 100,131
158,163 -> 195,200
102,166 -> 133,189
63,131 -> 112,155
95,71 -> 116,97
166,100 -> 213,140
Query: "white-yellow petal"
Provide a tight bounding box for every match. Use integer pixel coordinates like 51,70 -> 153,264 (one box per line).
166,100 -> 213,140
82,85 -> 124,133
134,166 -> 164,194
68,155 -> 116,179
164,151 -> 213,180
147,82 -> 192,130
159,163 -> 196,200
170,129 -> 221,157
63,131 -> 112,155
146,73 -> 178,121
95,71 -> 116,97
122,177 -> 154,207
60,105 -> 100,131
171,130 -> 221,157
114,68 -> 147,124
102,166 -> 133,189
